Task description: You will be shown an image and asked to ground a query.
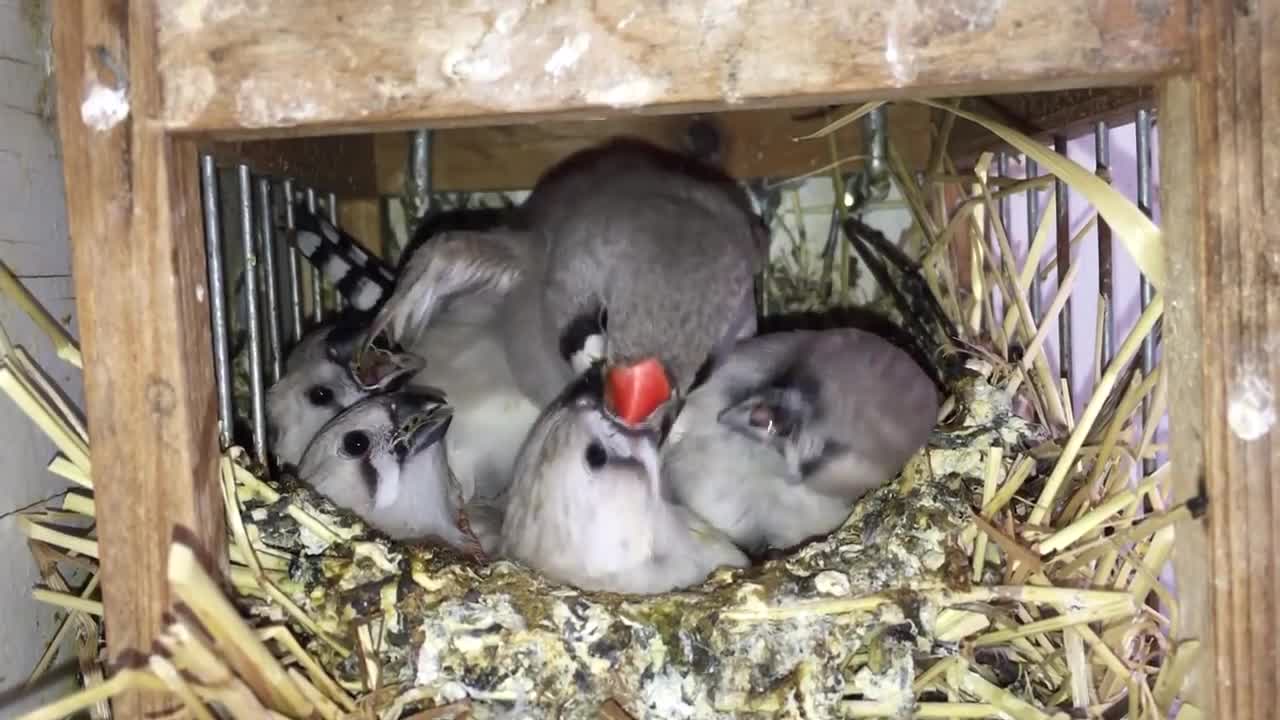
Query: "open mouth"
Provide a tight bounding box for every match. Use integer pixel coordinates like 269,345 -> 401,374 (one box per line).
350,332 -> 427,391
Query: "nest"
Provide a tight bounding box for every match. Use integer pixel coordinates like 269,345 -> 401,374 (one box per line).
5,100 -> 1201,720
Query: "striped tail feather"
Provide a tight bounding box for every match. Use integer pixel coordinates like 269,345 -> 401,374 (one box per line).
286,202 -> 396,312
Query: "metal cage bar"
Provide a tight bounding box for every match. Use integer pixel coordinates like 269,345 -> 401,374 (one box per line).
306,187 -> 324,324
237,164 -> 269,464
1135,109 -> 1157,475
1053,134 -> 1074,393
1094,121 -> 1115,367
256,177 -> 284,382
1025,157 -> 1043,322
283,178 -> 304,343
199,154 -> 234,445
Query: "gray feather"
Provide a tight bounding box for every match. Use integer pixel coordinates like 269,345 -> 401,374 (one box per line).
663,328 -> 939,552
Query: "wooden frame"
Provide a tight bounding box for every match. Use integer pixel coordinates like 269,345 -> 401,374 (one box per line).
50,0 -> 1270,716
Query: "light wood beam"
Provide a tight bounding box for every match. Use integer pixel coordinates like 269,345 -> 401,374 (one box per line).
52,1 -> 226,715
156,1 -> 1191,137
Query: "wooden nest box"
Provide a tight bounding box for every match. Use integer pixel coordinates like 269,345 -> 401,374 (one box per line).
46,0 -> 1266,716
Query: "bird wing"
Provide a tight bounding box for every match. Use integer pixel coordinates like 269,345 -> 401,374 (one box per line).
367,230 -> 530,349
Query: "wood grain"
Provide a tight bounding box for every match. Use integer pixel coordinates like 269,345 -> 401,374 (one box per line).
950,87 -> 1156,164
1159,2 -> 1280,716
208,135 -> 379,196
1157,75 -> 1212,715
52,0 -> 225,715
156,0 -> 1191,137
338,198 -> 384,258
373,104 -> 934,193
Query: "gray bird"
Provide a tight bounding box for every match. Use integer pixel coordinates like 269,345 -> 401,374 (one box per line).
370,138 -> 769,434
499,367 -> 749,595
662,328 -> 940,554
358,228 -> 542,505
295,387 -> 479,552
267,315 -> 424,468
267,206 -> 515,473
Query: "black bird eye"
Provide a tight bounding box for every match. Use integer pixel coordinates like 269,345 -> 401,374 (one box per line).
584,441 -> 608,470
307,385 -> 335,406
340,431 -> 371,458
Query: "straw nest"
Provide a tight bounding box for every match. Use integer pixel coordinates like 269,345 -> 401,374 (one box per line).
6,100 -> 1201,720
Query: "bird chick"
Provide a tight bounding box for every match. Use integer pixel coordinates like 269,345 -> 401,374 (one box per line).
268,205 -> 513,472
500,367 -> 748,594
267,314 -> 425,469
295,387 -> 476,552
662,328 -> 940,554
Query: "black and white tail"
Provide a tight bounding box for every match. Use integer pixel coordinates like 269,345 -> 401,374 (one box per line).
287,202 -> 396,312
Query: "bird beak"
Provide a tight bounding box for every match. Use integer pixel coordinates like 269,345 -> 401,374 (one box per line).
351,337 -> 426,391
605,357 -> 672,426
395,403 -> 454,456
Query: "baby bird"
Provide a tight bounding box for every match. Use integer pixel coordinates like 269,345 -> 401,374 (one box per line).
268,205 -> 514,471
295,387 -> 476,552
500,366 -> 748,595
662,328 -> 940,554
267,313 -> 424,468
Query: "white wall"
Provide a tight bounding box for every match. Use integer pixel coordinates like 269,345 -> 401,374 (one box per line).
0,0 -> 83,712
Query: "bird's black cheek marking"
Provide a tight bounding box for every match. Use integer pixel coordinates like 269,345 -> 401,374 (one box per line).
657,405 -> 679,445
689,354 -> 715,392
358,459 -> 379,498
559,306 -> 606,362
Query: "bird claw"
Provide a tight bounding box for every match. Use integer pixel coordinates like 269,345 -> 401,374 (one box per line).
454,508 -> 490,563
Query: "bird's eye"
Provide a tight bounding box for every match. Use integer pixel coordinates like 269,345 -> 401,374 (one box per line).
748,404 -> 775,431
340,431 -> 371,457
307,385 -> 335,406
584,441 -> 608,470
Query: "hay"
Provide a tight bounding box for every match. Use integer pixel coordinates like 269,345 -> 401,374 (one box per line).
4,101 -> 1200,719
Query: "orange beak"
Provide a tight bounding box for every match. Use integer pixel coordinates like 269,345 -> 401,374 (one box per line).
605,358 -> 671,426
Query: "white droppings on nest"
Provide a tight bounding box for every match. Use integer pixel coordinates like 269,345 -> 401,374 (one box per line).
585,77 -> 665,108
640,667 -> 698,719
296,523 -> 332,555
1228,368 -> 1276,441
813,570 -> 852,596
80,82 -> 129,131
544,32 -> 592,78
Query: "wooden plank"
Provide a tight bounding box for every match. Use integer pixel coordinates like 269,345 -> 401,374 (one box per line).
208,135 -> 379,195
373,104 -> 934,193
338,198 -> 384,258
1158,2 -> 1280,717
156,1 -> 1191,136
1157,76 -> 1212,716
949,87 -> 1156,163
52,1 -> 225,716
